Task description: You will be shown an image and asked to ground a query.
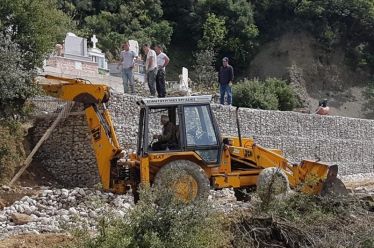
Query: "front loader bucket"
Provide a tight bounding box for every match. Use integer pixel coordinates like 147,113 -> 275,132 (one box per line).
320,165 -> 348,196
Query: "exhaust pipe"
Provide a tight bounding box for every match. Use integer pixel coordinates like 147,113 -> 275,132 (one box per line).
236,107 -> 242,147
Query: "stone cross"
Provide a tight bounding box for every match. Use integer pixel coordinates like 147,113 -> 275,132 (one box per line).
91,35 -> 98,49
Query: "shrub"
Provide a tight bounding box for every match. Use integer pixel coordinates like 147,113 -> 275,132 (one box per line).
69,185 -> 231,248
0,121 -> 26,184
232,78 -> 300,110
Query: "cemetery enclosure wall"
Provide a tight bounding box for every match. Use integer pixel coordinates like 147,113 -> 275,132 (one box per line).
46,56 -> 98,74
31,94 -> 374,187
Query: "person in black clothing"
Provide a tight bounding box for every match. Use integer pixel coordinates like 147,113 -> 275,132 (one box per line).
152,115 -> 177,150
218,57 -> 234,105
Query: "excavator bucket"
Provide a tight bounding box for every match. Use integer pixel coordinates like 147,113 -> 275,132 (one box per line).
320,164 -> 348,196
292,161 -> 348,196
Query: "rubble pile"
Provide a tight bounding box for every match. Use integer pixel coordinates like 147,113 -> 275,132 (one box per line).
0,186 -> 255,239
0,187 -> 133,239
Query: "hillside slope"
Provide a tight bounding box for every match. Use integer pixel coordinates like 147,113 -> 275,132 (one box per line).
249,32 -> 373,119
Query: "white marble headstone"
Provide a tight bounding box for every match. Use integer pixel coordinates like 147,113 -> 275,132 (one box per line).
182,67 -> 188,88
129,40 -> 139,57
64,33 -> 88,57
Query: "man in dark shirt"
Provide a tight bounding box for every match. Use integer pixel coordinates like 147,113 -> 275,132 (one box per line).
218,57 -> 234,105
152,115 -> 177,150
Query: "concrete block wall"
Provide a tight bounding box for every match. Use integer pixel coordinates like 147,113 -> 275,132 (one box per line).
31,93 -> 374,187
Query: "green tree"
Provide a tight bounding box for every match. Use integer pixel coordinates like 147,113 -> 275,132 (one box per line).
198,13 -> 227,51
160,0 -> 201,45
191,49 -> 218,89
196,0 -> 259,67
0,0 -> 74,69
0,34 -> 37,118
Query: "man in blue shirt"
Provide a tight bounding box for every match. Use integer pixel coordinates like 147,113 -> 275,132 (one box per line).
218,57 -> 234,105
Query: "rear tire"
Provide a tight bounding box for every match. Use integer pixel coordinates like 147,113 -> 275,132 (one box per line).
154,160 -> 210,202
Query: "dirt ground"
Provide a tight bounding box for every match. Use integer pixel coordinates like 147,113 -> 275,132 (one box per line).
0,234 -> 73,248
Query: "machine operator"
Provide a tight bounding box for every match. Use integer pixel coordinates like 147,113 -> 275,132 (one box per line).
152,115 -> 178,150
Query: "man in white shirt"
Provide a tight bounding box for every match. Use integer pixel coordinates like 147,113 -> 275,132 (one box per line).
155,45 -> 170,98
142,44 -> 158,97
117,41 -> 136,94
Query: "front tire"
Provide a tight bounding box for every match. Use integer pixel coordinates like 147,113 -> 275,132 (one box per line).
154,160 -> 210,202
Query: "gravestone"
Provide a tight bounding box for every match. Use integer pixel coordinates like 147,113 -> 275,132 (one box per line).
64,33 -> 90,61
182,67 -> 188,89
129,40 -> 139,57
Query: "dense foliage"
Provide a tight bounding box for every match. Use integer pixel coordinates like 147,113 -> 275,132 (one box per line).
57,0 -> 173,59
0,34 -> 37,118
232,78 -> 300,110
55,0 -> 374,74
0,0 -> 73,118
0,0 -> 74,69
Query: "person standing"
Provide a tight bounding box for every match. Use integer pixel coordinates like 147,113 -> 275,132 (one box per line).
218,57 -> 234,105
142,44 -> 158,97
117,41 -> 136,94
155,45 -> 170,98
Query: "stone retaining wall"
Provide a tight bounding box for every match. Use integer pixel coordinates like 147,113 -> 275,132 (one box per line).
31,93 -> 374,187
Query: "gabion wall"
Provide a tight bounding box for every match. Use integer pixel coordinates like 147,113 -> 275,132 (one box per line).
31,93 -> 374,187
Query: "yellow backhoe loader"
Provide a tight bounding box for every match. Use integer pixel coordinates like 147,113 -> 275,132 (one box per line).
37,75 -> 347,201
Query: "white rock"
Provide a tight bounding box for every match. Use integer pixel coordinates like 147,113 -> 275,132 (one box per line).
0,215 -> 7,222
80,211 -> 88,217
114,210 -> 125,218
122,203 -> 132,210
67,196 -> 76,203
88,211 -> 97,219
1,185 -> 11,191
39,217 -> 50,225
112,198 -> 123,208
78,188 -> 86,196
23,206 -> 33,215
69,207 -> 78,215
60,215 -> 69,221
21,196 -> 31,202
58,209 -> 69,216
61,189 -> 69,198
42,190 -> 53,197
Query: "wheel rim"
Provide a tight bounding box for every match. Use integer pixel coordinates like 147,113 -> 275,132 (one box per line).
173,174 -> 198,202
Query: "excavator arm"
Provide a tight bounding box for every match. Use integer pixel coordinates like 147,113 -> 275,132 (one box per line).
37,75 -> 122,191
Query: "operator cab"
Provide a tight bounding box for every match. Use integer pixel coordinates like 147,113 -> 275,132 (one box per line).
136,96 -> 222,165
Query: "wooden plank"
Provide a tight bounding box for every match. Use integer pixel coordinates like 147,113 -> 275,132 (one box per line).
8,102 -> 74,186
